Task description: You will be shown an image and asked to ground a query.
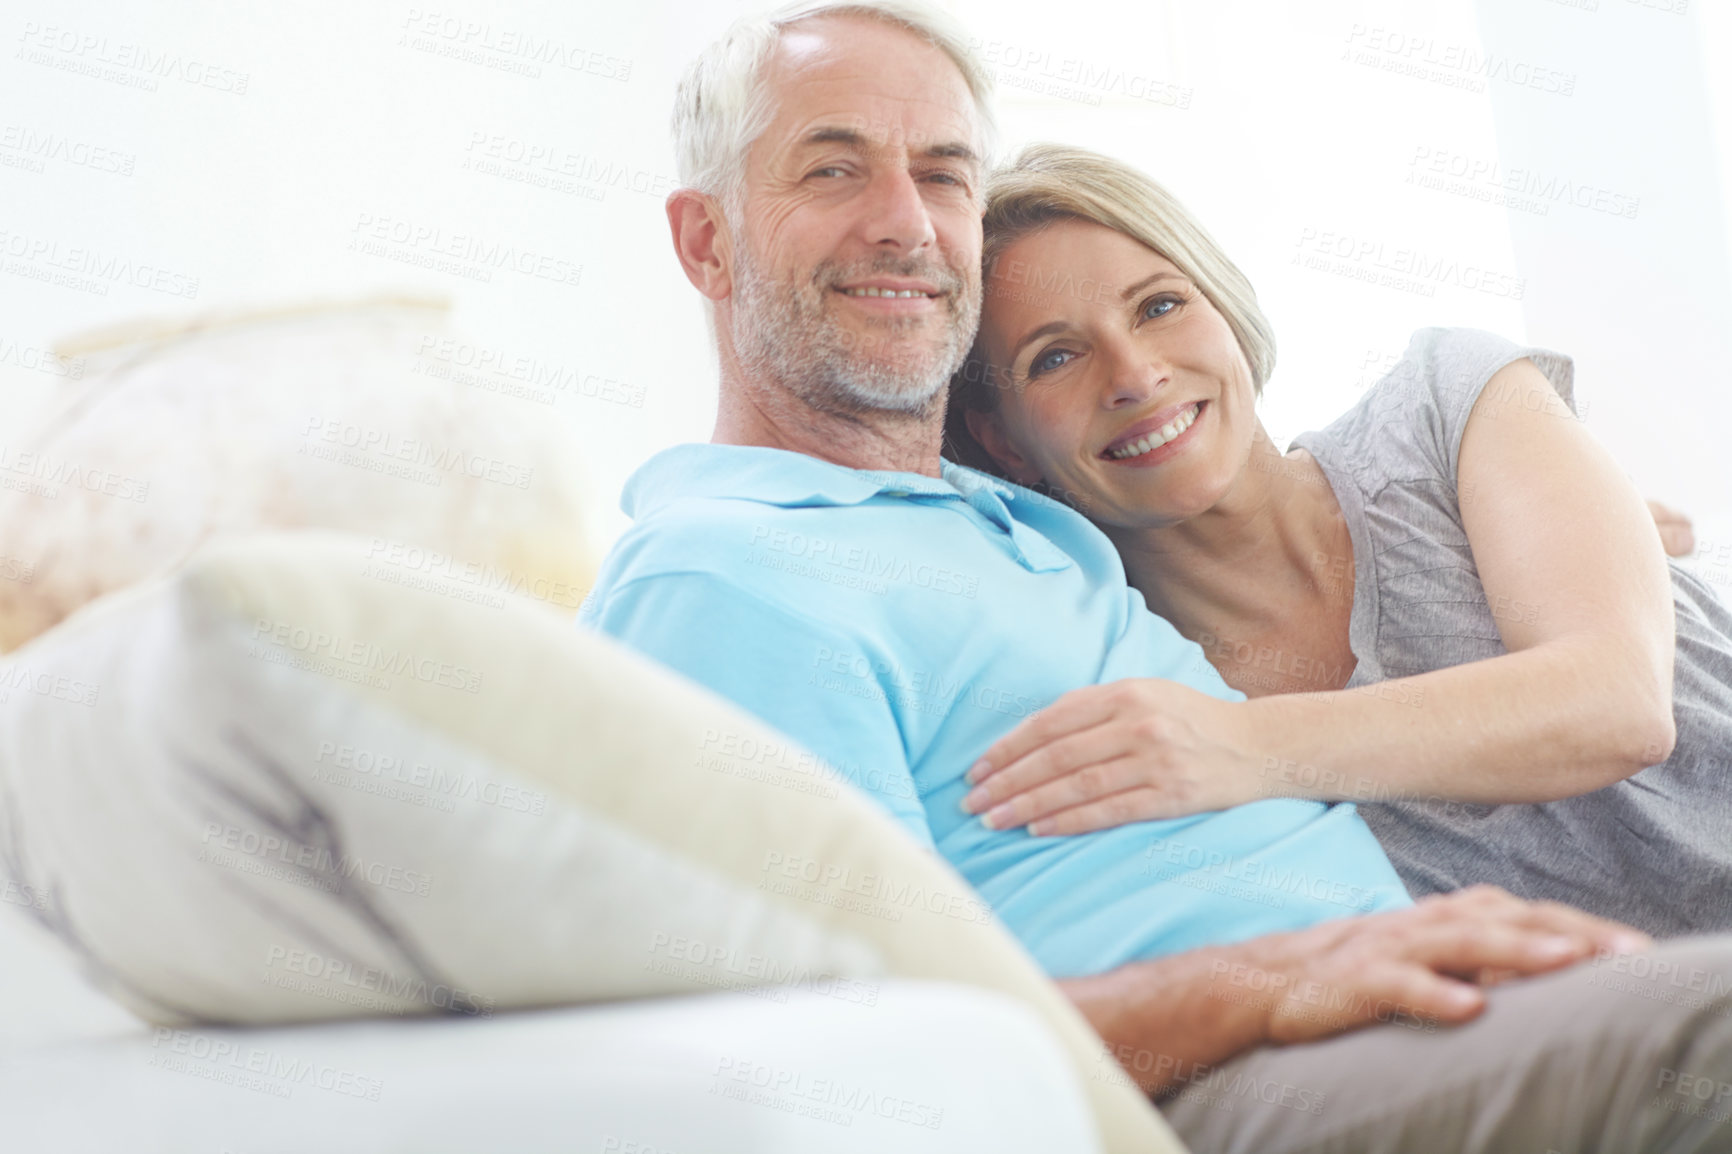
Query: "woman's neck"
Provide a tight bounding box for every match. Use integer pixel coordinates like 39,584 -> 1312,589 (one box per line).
1103,427 -> 1351,642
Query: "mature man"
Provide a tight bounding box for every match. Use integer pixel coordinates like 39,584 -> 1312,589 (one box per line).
580,2 -> 1732,1148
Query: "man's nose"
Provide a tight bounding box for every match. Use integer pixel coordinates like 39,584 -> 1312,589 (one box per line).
860,167 -> 937,252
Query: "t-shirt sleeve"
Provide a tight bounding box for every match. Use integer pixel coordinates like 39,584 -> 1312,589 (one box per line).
1300,327 -> 1577,491
581,571 -> 936,851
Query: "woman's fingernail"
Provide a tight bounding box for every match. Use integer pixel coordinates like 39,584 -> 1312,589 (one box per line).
1445,985 -> 1482,1011
1028,820 -> 1050,837
981,805 -> 1012,830
1610,931 -> 1650,955
965,759 -> 991,785
960,789 -> 985,814
1532,935 -> 1578,958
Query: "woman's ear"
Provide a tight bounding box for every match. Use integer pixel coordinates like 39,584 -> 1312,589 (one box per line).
964,407 -> 1044,487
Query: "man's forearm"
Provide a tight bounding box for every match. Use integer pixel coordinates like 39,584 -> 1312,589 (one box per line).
1057,941 -> 1273,1097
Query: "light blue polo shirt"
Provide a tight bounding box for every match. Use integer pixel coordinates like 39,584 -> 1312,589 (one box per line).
580,443 -> 1412,977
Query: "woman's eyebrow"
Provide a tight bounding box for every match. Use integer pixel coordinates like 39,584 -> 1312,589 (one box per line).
1118,270 -> 1186,301
1006,270 -> 1187,361
1010,320 -> 1069,361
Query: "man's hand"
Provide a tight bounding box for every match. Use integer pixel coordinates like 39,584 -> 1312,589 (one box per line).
960,679 -> 1261,832
1647,499 -> 1695,558
1062,886 -> 1650,1096
1244,885 -> 1649,1044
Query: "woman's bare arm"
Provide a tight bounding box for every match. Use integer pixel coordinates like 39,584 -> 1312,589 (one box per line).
1234,357 -> 1676,806
960,359 -> 1679,831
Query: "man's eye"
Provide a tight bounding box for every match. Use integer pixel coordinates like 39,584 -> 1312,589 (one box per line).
809,166 -> 847,179
1028,349 -> 1074,379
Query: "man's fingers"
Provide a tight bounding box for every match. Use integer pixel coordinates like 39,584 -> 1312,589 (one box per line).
1353,964 -> 1485,1027
1422,888 -> 1649,957
965,685 -> 1119,786
1265,961 -> 1482,1045
1261,891 -> 1650,1049
1502,897 -> 1651,957
1395,919 -> 1592,981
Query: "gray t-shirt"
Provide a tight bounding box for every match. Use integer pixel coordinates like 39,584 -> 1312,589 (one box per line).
1291,327 -> 1732,935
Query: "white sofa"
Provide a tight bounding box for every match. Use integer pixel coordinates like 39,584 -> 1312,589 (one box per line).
0,902 -> 1103,1153
0,306 -> 1179,1153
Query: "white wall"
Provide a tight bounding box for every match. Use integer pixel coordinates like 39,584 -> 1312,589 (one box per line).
2,0 -> 1727,560
1477,0 -> 1731,534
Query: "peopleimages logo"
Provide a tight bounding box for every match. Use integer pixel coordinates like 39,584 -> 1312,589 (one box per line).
1142,837 -> 1381,913
1293,228 -> 1525,300
809,646 -> 1046,719
412,335 -> 645,408
0,227 -> 200,299
347,212 -> 583,289
748,525 -> 979,598
15,22 -> 251,95
312,739 -> 549,815
759,850 -> 996,926
0,664 -> 99,707
1342,25 -> 1576,97
363,538 -> 582,609
1407,145 -> 1640,220
0,124 -> 135,176
0,336 -> 84,378
299,417 -> 536,489
199,822 -> 434,898
398,9 -> 632,82
0,443 -> 149,501
249,617 -> 484,694
148,1028 -> 383,1101
261,945 -> 494,1017
711,1056 -> 946,1130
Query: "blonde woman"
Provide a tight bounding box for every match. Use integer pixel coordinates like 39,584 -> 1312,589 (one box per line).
951,144 -> 1732,933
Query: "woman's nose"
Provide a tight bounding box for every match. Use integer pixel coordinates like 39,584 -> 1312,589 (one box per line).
1103,351 -> 1167,408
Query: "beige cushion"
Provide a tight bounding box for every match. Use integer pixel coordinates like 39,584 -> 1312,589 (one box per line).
0,297 -> 594,653
0,531 -> 1184,1154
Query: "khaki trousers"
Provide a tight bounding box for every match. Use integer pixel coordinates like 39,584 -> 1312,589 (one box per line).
1161,936 -> 1732,1154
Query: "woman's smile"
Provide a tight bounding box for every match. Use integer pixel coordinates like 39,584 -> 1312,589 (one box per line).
1103,400 -> 1206,464
956,215 -> 1259,528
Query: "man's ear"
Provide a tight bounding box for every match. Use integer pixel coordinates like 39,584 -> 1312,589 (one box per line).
666,189 -> 733,302
965,407 -> 1043,487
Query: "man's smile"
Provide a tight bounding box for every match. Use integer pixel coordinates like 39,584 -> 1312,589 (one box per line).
832,277 -> 944,312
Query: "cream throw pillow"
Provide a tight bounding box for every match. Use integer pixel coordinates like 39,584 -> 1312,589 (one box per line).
0,297 -> 594,653
0,531 -> 1183,1154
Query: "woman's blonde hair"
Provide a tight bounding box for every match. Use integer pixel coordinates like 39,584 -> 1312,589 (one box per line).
944,144 -> 1276,473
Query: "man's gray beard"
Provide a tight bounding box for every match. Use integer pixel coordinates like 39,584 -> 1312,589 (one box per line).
730,243 -> 979,420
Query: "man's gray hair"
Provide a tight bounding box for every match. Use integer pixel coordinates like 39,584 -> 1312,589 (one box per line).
671,0 -> 998,217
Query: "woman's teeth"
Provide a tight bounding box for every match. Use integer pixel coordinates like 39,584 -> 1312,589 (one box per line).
1109,403 -> 1201,460
840,286 -> 933,298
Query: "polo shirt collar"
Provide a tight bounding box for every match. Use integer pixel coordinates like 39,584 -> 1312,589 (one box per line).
622,443 -> 1071,572
624,443 -> 1009,512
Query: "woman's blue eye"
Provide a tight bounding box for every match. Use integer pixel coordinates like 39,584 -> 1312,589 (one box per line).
1028,349 -> 1073,378
1142,295 -> 1179,320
